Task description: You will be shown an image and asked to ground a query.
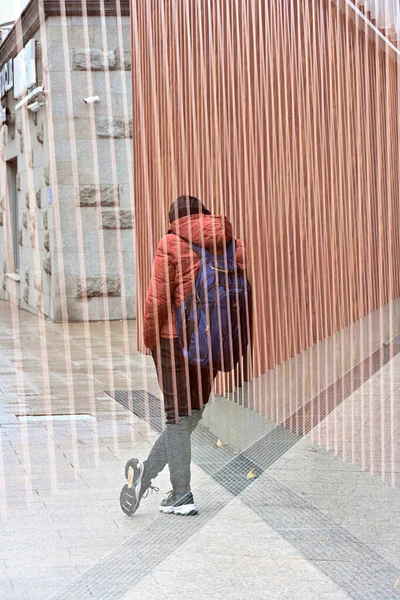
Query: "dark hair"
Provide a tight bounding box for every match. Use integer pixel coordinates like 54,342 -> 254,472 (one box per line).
168,195 -> 211,223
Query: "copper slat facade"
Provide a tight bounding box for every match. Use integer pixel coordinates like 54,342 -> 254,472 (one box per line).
131,0 -> 400,400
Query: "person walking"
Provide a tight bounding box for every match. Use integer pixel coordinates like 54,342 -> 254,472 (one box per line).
120,195 -> 247,516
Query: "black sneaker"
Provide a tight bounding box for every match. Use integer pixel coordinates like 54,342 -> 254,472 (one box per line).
120,458 -> 158,516
159,490 -> 198,516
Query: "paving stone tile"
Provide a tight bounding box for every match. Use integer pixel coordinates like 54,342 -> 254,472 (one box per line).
146,563 -> 351,600
347,561 -> 400,599
316,471 -> 365,484
1,303 -> 399,600
0,578 -> 13,592
10,578 -> 84,600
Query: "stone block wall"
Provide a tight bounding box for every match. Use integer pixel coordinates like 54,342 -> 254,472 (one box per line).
0,14 -> 135,322
46,15 -> 135,322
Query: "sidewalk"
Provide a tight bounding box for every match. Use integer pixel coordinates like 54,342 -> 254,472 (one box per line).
0,300 -> 399,599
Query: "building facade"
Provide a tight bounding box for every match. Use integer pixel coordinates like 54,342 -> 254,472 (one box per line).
0,0 -> 134,322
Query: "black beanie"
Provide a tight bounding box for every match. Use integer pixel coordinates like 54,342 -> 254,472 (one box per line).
168,195 -> 211,223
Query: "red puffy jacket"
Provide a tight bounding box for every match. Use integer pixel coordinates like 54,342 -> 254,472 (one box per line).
143,214 -> 245,349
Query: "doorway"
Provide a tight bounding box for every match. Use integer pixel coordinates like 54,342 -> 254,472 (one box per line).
6,158 -> 19,273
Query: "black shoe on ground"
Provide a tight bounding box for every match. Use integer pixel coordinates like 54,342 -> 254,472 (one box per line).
120,458 -> 156,516
159,490 -> 198,516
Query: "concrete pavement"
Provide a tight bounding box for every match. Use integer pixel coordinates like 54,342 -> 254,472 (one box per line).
0,300 -> 399,599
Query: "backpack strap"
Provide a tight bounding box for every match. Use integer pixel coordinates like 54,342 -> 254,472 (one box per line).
189,242 -> 214,261
226,239 -> 236,262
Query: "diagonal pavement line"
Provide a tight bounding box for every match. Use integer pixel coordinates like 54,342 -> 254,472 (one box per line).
51,418 -> 400,600
105,389 -> 165,433
283,339 -> 400,435
240,472 -> 400,600
50,421 -> 302,600
53,337 -> 400,599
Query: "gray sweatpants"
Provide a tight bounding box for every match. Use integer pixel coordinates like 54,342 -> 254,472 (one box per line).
143,409 -> 204,494
143,338 -> 216,494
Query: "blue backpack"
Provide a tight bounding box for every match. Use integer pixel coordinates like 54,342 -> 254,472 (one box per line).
175,238 -> 252,372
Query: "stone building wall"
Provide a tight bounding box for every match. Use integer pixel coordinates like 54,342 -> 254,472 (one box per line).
46,15 -> 135,321
0,9 -> 135,322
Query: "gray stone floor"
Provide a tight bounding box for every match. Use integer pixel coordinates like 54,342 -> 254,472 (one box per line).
0,301 -> 399,599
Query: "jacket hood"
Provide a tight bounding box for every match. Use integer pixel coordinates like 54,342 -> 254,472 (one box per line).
170,214 -> 234,251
